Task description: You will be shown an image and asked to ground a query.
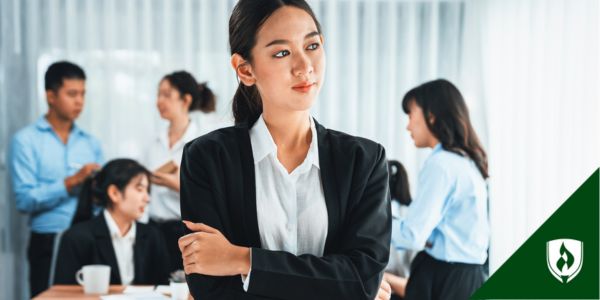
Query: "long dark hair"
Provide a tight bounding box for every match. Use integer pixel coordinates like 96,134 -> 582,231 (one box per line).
402,79 -> 489,179
163,71 -> 216,113
388,160 -> 412,206
229,0 -> 322,124
72,159 -> 151,225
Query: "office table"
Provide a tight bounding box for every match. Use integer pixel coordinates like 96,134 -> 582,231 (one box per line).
33,285 -> 192,299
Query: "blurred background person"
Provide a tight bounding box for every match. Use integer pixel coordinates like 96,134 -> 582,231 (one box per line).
55,158 -> 170,286
384,160 -> 415,299
143,70 -> 216,273
7,61 -> 104,297
393,79 -> 489,300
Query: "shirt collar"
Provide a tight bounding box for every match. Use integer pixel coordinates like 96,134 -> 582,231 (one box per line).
35,116 -> 52,131
181,120 -> 199,144
103,209 -> 137,241
249,114 -> 320,169
307,118 -> 320,169
35,115 -> 84,136
432,142 -> 443,153
158,120 -> 198,149
249,115 -> 277,164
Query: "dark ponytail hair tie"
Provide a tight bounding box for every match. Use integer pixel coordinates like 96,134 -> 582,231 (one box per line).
198,82 -> 208,92
162,71 -> 216,113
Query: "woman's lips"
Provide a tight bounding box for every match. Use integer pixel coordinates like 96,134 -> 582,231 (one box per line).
292,82 -> 315,93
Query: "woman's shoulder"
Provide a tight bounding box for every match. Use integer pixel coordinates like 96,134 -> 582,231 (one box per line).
62,218 -> 98,242
425,146 -> 483,181
322,127 -> 385,158
135,222 -> 163,240
184,125 -> 242,154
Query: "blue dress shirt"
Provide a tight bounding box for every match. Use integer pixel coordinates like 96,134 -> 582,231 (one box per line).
392,143 -> 489,264
8,116 -> 104,233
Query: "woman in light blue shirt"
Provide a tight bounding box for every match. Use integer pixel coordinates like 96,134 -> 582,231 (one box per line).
391,79 -> 489,300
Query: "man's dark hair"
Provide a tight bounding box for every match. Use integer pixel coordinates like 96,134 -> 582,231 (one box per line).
44,61 -> 86,92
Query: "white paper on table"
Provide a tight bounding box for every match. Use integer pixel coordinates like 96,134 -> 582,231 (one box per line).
154,285 -> 171,295
123,286 -> 155,294
100,292 -> 168,300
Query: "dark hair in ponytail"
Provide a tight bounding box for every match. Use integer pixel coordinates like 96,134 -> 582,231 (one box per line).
402,79 -> 489,179
388,160 -> 412,206
163,71 -> 216,113
72,159 -> 151,225
229,0 -> 322,124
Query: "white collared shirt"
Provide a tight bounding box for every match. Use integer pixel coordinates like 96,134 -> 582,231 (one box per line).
243,114 -> 328,291
143,121 -> 199,222
103,210 -> 136,285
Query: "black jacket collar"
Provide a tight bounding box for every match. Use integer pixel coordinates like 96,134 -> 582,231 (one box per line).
89,213 -> 149,284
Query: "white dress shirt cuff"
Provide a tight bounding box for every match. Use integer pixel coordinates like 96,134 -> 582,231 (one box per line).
240,248 -> 252,291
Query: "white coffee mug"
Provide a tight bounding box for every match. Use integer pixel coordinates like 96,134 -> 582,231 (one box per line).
170,281 -> 189,300
75,265 -> 111,294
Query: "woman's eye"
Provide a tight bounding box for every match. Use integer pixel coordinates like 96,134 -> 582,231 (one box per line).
307,43 -> 320,50
273,50 -> 290,58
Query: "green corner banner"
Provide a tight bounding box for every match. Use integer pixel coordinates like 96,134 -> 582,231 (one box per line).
472,169 -> 599,299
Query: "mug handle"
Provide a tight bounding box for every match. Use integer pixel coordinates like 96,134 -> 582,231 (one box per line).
76,269 -> 84,286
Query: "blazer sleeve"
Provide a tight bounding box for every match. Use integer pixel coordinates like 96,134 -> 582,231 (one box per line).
54,230 -> 88,285
151,226 -> 171,285
180,141 -> 233,299
246,144 -> 391,300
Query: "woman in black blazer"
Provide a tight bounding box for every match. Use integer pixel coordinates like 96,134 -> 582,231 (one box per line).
177,1 -> 392,299
54,159 -> 170,285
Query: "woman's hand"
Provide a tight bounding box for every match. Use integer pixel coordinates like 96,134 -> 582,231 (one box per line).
383,272 -> 408,298
151,170 -> 180,191
179,221 -> 251,276
375,277 -> 392,300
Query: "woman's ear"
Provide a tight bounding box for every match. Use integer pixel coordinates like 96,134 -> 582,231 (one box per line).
107,184 -> 121,205
231,53 -> 255,86
183,94 -> 193,110
428,113 -> 436,125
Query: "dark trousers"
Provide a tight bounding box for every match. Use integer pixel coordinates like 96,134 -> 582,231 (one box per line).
404,251 -> 485,300
150,219 -> 185,273
28,232 -> 56,298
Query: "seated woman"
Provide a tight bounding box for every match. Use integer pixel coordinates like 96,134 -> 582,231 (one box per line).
385,160 -> 415,300
54,158 -> 170,285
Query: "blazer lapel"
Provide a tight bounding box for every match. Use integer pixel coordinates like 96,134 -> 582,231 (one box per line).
236,122 -> 262,248
133,224 -> 148,284
315,120 -> 342,252
92,215 -> 122,284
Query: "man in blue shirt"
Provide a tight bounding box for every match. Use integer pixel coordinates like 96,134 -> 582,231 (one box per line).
8,61 -> 103,297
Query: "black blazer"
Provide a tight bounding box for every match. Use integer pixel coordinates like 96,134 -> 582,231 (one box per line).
180,119 -> 391,300
54,214 -> 170,285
